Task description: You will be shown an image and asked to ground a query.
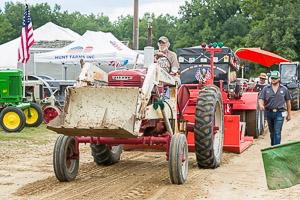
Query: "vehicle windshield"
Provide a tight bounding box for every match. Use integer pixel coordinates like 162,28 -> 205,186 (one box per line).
280,64 -> 297,83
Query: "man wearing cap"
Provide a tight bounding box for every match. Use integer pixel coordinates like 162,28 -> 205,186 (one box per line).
248,73 -> 268,92
258,71 -> 292,146
154,36 -> 179,75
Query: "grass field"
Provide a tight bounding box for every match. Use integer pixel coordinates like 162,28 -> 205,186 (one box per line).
0,122 -> 57,146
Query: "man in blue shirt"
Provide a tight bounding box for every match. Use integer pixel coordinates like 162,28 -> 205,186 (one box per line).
258,71 -> 291,146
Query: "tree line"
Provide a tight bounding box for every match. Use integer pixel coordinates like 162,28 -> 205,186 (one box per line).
0,0 -> 299,76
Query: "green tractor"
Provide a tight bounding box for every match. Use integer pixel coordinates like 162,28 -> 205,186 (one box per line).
0,69 -> 44,132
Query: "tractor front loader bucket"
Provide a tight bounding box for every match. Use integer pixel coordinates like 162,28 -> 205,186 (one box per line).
47,86 -> 140,138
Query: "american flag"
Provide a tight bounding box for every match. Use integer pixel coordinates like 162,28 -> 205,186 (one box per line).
110,41 -> 122,51
83,46 -> 94,53
67,46 -> 84,53
18,3 -> 34,63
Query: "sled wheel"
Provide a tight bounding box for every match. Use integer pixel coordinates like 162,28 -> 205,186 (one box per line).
24,103 -> 44,127
246,109 -> 260,139
90,144 -> 123,166
290,88 -> 299,110
0,107 -> 26,132
234,110 -> 246,122
259,110 -> 265,135
194,85 -> 224,168
169,133 -> 188,184
53,135 -> 79,182
43,105 -> 61,124
257,97 -> 265,135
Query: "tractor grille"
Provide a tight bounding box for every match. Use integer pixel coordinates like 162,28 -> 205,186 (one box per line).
9,76 -> 20,96
109,80 -> 143,87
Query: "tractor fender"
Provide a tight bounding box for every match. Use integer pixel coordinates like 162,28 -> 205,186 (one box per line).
4,102 -> 31,109
286,83 -> 298,89
232,92 -> 258,110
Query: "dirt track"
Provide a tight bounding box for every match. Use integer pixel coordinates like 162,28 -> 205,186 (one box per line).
1,111 -> 300,200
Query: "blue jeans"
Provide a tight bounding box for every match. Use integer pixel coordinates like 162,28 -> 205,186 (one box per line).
266,111 -> 284,146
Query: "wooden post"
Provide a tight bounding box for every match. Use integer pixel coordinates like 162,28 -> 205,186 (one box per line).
147,18 -> 152,46
133,0 -> 139,50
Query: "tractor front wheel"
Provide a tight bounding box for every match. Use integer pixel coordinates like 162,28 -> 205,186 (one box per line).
0,106 -> 26,132
169,133 -> 188,184
53,135 -> 79,182
194,85 -> 224,168
90,144 -> 123,166
24,103 -> 44,127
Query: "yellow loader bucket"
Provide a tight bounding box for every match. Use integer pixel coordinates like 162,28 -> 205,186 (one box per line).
47,86 -> 140,138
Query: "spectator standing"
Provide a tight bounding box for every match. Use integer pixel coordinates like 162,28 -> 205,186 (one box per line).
248,73 -> 268,92
258,71 -> 292,146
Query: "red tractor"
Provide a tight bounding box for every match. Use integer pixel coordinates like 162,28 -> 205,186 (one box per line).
177,43 -> 264,156
47,44 -> 264,185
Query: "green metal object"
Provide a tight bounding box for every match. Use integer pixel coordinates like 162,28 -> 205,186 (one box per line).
153,98 -> 164,110
0,69 -> 23,104
261,140 -> 300,190
15,102 -> 31,110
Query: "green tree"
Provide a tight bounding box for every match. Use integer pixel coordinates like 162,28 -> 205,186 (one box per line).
245,3 -> 300,61
220,14 -> 249,50
241,0 -> 295,21
2,2 -> 24,41
0,15 -> 14,44
174,0 -> 243,49
29,3 -> 53,29
112,15 -> 134,46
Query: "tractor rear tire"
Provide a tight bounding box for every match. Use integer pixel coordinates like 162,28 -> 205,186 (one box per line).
290,88 -> 299,110
169,133 -> 188,184
24,103 -> 44,127
0,106 -> 26,132
90,144 -> 123,166
53,135 -> 79,182
194,85 -> 224,168
246,110 -> 260,138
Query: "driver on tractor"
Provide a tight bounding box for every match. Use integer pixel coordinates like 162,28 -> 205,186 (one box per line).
154,36 -> 179,75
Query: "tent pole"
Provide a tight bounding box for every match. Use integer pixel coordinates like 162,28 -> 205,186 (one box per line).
23,62 -> 26,98
62,64 -> 64,79
33,54 -> 36,75
64,64 -> 68,80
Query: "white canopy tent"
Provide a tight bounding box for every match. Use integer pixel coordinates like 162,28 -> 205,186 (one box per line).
0,22 -> 80,68
34,30 -> 144,65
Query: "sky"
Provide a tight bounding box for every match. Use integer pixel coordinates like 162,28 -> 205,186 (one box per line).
0,0 -> 190,21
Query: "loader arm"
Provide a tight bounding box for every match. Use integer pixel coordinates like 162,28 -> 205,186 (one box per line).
134,63 -> 177,134
48,63 -> 178,138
